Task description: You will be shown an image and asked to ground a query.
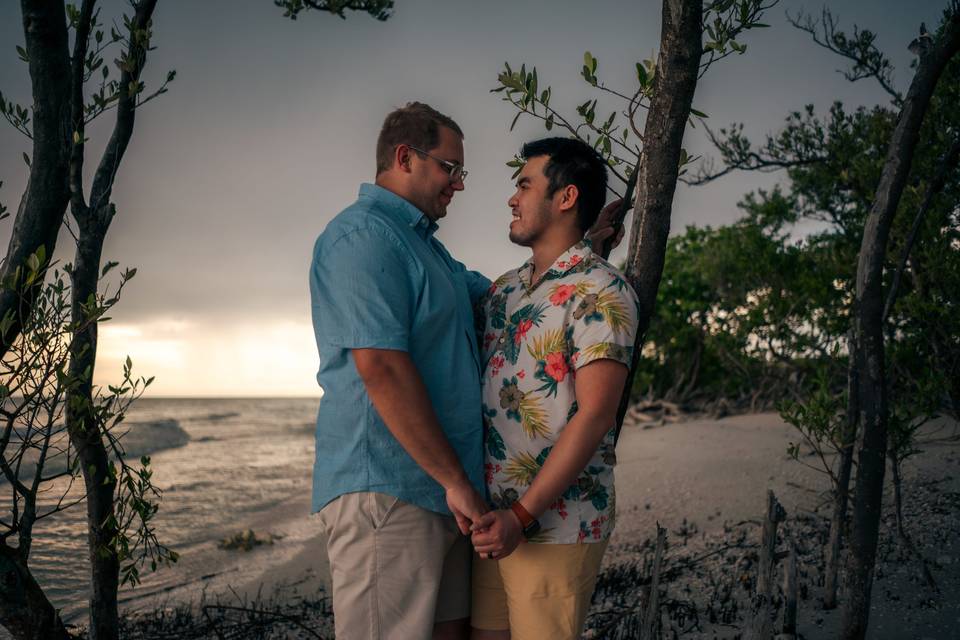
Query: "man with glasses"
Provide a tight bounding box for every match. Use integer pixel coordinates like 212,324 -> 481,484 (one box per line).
309,102 -> 488,640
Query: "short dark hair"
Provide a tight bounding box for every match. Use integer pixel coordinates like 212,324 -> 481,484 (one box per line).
520,137 -> 608,233
376,102 -> 464,175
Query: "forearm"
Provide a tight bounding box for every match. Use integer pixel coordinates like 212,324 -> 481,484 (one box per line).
517,359 -> 627,519
518,409 -> 612,519
354,349 -> 470,490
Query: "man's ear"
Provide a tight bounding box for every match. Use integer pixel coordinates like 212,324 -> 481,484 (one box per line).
557,184 -> 579,213
394,144 -> 414,174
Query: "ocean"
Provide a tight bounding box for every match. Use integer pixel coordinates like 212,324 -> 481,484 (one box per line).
9,397 -> 321,623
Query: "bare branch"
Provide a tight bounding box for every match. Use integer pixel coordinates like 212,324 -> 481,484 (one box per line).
88,0 -> 159,216
788,8 -> 903,106
275,0 -> 393,20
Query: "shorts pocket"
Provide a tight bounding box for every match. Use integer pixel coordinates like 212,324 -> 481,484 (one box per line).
368,492 -> 401,530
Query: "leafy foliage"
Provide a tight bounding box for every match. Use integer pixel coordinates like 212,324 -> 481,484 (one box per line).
492,1 -> 777,187
642,24 -> 960,450
275,0 -> 393,21
0,252 -> 176,585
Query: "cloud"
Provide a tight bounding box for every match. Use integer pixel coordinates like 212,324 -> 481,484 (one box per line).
95,317 -> 320,397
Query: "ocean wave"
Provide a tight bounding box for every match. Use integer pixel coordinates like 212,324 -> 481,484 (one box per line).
0,419 -> 190,485
120,419 -> 190,458
286,421 -> 316,435
194,412 -> 240,422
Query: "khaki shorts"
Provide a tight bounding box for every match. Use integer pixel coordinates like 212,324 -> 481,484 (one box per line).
471,540 -> 608,640
318,491 -> 471,640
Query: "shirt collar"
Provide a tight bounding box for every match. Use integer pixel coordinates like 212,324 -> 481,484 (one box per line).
518,240 -> 593,290
359,183 -> 439,238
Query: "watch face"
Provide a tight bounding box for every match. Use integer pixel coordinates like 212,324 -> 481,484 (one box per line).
523,520 -> 541,539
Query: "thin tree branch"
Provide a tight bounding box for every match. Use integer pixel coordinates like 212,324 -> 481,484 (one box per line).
69,0 -> 97,216
788,8 -> 904,106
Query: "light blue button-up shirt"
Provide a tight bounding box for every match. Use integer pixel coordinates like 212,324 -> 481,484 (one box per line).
309,183 -> 490,515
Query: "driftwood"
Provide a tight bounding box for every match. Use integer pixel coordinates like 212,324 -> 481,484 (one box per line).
745,490 -> 786,640
640,525 -> 668,640
778,534 -> 798,639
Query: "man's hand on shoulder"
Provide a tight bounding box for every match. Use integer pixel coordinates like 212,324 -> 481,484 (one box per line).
586,198 -> 627,255
446,481 -> 489,535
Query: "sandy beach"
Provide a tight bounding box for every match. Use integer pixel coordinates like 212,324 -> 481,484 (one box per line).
116,411 -> 960,638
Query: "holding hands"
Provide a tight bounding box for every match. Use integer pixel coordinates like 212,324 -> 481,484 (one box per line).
470,508 -> 524,560
446,482 -> 490,535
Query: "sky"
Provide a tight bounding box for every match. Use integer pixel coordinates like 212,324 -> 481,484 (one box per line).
0,0 -> 951,396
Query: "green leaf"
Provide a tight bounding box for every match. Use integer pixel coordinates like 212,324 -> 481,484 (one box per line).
22,152 -> 30,168
510,111 -> 522,132
636,62 -> 648,87
690,107 -> 709,118
16,45 -> 29,63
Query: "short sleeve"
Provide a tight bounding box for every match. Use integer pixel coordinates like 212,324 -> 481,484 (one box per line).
310,226 -> 415,351
463,270 -> 492,304
426,237 -> 490,304
570,273 -> 639,370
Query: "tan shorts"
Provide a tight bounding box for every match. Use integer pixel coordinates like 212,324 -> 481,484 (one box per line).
471,540 -> 608,640
318,491 -> 471,640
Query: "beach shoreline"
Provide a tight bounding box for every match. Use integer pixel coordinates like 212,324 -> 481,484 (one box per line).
111,410 -> 960,639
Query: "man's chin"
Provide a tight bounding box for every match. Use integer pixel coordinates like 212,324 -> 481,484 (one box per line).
508,229 -> 532,247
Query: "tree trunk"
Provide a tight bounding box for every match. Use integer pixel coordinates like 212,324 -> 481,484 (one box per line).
67,211 -> 120,640
841,13 -> 960,639
0,544 -> 71,640
824,334 -> 858,610
0,2 -> 73,357
888,449 -> 906,540
61,2 -> 158,636
615,0 -> 703,442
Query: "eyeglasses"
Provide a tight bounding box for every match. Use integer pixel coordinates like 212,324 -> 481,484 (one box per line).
408,145 -> 468,183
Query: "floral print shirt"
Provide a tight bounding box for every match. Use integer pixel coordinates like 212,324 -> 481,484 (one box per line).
480,241 -> 640,543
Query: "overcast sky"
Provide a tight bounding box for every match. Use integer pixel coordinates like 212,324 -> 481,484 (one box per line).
0,0 -> 949,396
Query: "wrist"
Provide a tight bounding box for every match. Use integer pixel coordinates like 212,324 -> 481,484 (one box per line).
442,472 -> 471,493
511,500 -> 535,526
505,506 -> 522,529
510,500 -> 541,540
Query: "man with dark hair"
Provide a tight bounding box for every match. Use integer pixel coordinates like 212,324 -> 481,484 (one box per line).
310,102 -> 488,640
469,137 -> 640,640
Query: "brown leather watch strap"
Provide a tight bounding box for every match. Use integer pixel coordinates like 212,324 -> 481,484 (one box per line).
510,501 -> 535,528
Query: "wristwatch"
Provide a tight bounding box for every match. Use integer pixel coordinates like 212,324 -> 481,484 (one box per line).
510,501 -> 541,539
